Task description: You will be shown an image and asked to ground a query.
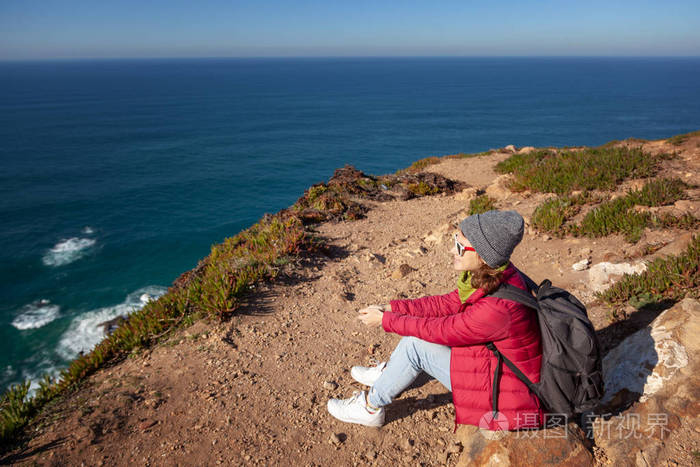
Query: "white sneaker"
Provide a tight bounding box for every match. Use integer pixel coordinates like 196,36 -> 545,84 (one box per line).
351,361 -> 387,386
327,391 -> 385,427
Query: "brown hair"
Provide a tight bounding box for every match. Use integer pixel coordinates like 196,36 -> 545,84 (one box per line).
470,259 -> 506,295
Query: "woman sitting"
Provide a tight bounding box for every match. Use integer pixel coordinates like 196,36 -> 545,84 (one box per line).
327,210 -> 544,431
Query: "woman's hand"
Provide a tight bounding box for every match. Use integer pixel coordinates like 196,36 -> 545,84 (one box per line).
357,305 -> 384,328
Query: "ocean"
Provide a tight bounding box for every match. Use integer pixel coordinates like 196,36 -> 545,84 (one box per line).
1,57 -> 699,392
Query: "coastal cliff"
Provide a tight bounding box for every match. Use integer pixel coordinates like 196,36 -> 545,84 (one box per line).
2,131 -> 699,466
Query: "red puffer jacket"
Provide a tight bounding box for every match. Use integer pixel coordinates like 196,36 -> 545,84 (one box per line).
384,263 -> 543,430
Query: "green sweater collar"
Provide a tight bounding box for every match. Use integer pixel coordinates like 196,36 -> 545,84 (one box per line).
457,263 -> 509,303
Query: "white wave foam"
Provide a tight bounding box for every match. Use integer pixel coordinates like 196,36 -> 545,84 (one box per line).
3,356 -> 62,398
57,286 -> 167,360
82,226 -> 95,234
11,300 -> 61,330
42,237 -> 96,267
22,360 -> 61,398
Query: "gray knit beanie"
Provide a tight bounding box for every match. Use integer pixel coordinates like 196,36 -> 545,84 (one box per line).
459,210 -> 524,268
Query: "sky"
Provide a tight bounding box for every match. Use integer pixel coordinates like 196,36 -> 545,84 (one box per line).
1,0 -> 699,60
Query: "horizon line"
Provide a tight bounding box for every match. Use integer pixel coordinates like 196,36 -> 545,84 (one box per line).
2,54 -> 700,63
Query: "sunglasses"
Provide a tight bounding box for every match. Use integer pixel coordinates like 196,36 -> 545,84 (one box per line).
454,233 -> 476,256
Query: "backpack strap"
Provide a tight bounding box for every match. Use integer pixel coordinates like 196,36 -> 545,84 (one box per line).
489,283 -> 539,310
485,342 -> 503,419
486,341 -> 545,413
510,266 -> 541,293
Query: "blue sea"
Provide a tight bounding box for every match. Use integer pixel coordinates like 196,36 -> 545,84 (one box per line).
1,57 -> 699,392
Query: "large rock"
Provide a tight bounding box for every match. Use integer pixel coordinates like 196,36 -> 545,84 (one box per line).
456,423 -> 594,466
588,261 -> 647,293
595,298 -> 700,466
485,174 -> 515,201
648,232 -> 694,260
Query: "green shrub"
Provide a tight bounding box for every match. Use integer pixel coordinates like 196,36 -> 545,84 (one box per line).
575,197 -> 649,243
0,382 -> 31,442
306,184 -> 328,201
399,156 -> 442,173
495,147 -> 666,194
468,195 -> 497,215
628,178 -> 687,207
532,197 -> 579,233
574,178 -> 689,243
598,234 -> 700,305
407,181 -> 439,196
494,149 -> 552,178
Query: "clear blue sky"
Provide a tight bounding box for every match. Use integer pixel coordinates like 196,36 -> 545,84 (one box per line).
1,0 -> 699,60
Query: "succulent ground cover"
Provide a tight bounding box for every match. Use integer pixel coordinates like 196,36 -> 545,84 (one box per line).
531,178 -> 697,243
495,146 -> 699,243
597,233 -> 700,306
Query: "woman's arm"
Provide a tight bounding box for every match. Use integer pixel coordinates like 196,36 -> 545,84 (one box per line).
382,297 -> 512,346
389,290 -> 463,318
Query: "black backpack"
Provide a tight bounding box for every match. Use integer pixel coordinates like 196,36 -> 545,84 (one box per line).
486,271 -> 604,422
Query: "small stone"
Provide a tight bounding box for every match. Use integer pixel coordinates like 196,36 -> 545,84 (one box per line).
447,441 -> 462,454
329,433 -> 343,445
391,263 -> 415,279
323,381 -> 338,390
139,420 -> 157,431
572,258 -> 591,271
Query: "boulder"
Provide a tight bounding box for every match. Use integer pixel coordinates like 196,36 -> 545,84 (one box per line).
98,316 -> 127,335
485,174 -> 515,201
594,298 -> 700,467
648,232 -> 694,260
672,199 -> 700,218
454,187 -> 479,201
456,423 -> 594,466
518,146 -> 535,154
588,261 -> 647,293
504,144 -> 517,153
572,258 -> 591,271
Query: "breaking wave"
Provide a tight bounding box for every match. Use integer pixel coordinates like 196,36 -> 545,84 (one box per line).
11,299 -> 61,330
42,237 -> 96,267
56,286 -> 167,360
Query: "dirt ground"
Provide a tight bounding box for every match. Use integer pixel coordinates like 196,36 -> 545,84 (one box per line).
3,136 -> 699,466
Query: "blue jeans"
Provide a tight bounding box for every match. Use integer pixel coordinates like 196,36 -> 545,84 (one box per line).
368,336 -> 452,407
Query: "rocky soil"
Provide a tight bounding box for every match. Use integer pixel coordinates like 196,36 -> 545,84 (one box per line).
3,136 -> 699,466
